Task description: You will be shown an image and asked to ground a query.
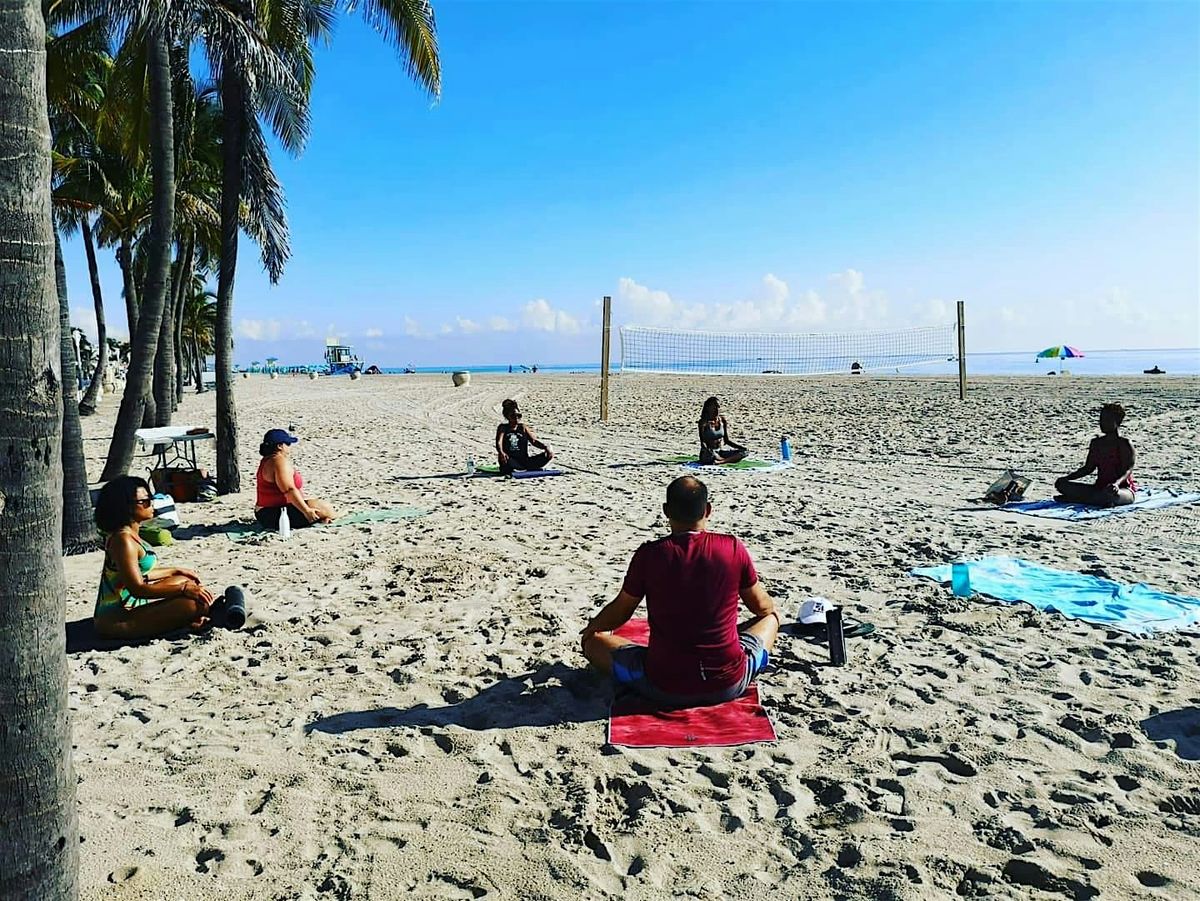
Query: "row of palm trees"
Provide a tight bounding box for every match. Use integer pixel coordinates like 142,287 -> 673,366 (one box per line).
0,0 -> 439,894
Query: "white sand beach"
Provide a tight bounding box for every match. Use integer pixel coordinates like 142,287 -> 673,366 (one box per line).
64,373 -> 1200,899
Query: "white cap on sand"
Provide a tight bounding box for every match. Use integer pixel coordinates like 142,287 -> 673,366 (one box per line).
799,597 -> 837,625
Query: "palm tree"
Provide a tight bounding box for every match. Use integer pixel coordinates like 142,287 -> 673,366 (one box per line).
166,74 -> 222,410
47,14 -> 108,553
55,230 -> 103,554
77,214 -> 110,414
181,281 -> 217,392
206,0 -> 440,494
0,0 -> 80,894
100,19 -> 178,481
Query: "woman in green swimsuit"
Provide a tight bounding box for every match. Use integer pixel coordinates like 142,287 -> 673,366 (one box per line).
94,477 -> 215,639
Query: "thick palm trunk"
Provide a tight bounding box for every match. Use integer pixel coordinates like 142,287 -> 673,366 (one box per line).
78,218 -> 108,415
100,29 -> 177,481
0,0 -> 80,894
215,64 -> 245,494
118,235 -> 138,337
55,234 -> 101,555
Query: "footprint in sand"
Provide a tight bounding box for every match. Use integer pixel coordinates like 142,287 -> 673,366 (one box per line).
107,865 -> 139,884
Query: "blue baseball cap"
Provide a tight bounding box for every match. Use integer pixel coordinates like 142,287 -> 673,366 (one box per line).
264,428 -> 298,446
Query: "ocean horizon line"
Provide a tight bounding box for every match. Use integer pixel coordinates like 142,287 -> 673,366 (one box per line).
236,346 -> 1200,377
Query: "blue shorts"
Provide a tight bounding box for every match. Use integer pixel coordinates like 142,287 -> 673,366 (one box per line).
611,633 -> 769,707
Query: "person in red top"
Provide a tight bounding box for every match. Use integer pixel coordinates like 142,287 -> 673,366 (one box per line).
255,428 -> 337,529
1055,403 -> 1136,508
581,476 -> 780,706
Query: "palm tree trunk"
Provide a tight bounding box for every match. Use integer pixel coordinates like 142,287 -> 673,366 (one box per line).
193,335 -> 204,394
0,0 -> 80,894
78,217 -> 108,415
152,241 -> 178,428
215,63 -> 245,494
152,278 -> 175,427
172,236 -> 192,405
55,233 -> 101,555
100,28 -> 177,481
118,234 -> 138,338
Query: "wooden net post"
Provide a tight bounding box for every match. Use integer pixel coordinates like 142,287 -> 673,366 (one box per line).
956,300 -> 967,401
599,296 -> 612,421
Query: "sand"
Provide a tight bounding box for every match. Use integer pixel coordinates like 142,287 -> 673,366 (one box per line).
64,373 -> 1200,900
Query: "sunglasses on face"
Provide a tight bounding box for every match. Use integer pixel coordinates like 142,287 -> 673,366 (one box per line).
134,497 -> 153,508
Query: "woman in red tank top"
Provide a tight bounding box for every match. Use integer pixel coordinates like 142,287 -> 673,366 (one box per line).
1055,403 -> 1136,508
255,428 -> 337,530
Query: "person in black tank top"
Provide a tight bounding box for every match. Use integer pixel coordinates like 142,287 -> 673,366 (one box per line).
697,396 -> 748,465
495,399 -> 554,474
1055,403 -> 1136,507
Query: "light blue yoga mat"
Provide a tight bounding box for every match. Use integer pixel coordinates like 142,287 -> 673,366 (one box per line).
223,507 -> 429,541
1004,487 -> 1200,521
911,555 -> 1200,635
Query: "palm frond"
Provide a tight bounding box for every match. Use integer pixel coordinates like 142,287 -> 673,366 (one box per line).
344,0 -> 439,99
238,112 -> 290,282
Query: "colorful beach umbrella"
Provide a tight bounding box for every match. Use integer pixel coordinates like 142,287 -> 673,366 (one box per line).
1036,345 -> 1085,360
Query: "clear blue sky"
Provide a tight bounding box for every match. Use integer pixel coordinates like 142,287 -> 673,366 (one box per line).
64,0 -> 1200,366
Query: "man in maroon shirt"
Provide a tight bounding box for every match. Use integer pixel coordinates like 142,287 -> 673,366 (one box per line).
581,476 -> 780,706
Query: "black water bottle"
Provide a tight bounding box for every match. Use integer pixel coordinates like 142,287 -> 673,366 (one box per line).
826,607 -> 847,666
221,585 -> 247,629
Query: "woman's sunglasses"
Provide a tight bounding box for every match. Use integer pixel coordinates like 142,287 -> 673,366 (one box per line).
134,497 -> 154,508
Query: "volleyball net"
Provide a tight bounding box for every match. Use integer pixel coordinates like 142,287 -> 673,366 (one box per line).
618,322 -> 958,376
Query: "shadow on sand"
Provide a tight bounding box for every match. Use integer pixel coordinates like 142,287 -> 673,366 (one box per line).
65,617 -> 194,654
1141,707 -> 1200,760
305,662 -> 606,735
389,471 -> 504,482
171,520 -> 261,540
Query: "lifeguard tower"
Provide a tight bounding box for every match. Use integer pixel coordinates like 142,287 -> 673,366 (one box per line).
324,338 -> 362,376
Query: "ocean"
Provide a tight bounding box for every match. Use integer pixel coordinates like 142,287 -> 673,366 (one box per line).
376,348 -> 1199,377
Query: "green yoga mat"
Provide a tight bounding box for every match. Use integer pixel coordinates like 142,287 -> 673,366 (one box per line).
475,464 -> 563,478
224,507 -> 429,540
662,454 -> 781,470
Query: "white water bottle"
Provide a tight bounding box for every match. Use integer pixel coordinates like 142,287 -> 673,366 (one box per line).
278,511 -> 292,540
466,457 -> 476,477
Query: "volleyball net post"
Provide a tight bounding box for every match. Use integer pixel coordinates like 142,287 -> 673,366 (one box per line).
599,295 -> 612,421
956,300 -> 967,401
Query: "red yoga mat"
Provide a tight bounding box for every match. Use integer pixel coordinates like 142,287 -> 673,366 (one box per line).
607,619 -> 777,748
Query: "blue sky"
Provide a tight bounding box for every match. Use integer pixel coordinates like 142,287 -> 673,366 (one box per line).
64,0 -> 1200,366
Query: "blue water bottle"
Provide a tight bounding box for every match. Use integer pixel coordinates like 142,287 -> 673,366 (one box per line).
780,436 -> 792,462
951,561 -> 972,597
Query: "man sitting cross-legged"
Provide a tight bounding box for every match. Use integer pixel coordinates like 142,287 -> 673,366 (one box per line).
581,476 -> 780,706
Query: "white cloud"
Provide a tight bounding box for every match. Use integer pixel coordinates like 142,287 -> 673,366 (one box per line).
488,316 -> 516,332
364,327 -> 384,338
455,316 -> 483,334
521,298 -> 581,334
70,306 -> 100,342
236,318 -> 282,341
922,298 -> 952,325
403,316 -> 429,338
827,268 -> 886,324
1099,287 -> 1149,326
617,277 -> 677,324
617,274 -> 826,332
237,318 -> 320,341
